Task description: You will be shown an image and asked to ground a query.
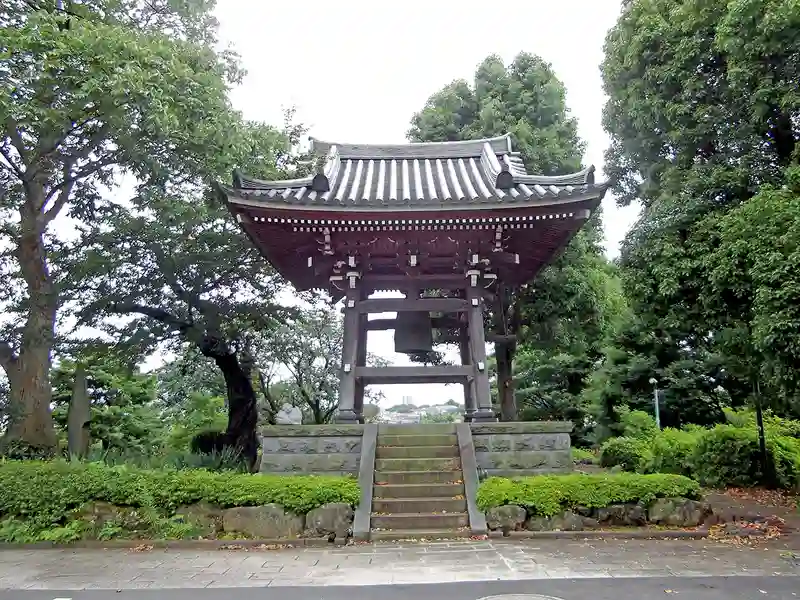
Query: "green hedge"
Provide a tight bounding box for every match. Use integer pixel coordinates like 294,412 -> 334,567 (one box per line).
0,460 -> 360,529
599,436 -> 651,471
647,428 -> 698,477
599,420 -> 800,489
476,473 -> 701,516
692,425 -> 800,489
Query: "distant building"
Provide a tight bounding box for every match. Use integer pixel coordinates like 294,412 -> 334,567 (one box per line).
401,395 -> 413,406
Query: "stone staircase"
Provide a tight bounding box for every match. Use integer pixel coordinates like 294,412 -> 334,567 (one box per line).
370,423 -> 469,540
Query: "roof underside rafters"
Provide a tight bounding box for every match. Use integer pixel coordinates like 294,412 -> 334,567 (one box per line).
217,134 -> 609,291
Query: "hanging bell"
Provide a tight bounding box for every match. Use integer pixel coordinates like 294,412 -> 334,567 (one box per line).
394,311 -> 433,354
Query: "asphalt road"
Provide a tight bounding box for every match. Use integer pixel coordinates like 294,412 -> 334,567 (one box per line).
4,577 -> 800,600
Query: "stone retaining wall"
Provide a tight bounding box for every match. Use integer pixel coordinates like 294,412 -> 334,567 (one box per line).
260,425 -> 364,475
470,421 -> 572,477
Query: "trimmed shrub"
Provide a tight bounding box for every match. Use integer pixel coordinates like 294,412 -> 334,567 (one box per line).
621,409 -> 659,439
0,460 -> 360,530
599,436 -> 651,472
692,425 -> 800,489
647,428 -> 699,477
476,473 -> 701,516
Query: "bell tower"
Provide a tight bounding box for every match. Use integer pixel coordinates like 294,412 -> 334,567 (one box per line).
217,135 -> 608,424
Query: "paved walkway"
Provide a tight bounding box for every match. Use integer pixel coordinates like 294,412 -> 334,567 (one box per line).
0,539 -> 799,589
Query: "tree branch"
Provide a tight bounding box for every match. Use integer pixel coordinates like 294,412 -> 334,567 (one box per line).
0,146 -> 24,180
4,118 -> 28,168
109,302 -> 195,337
0,340 -> 18,373
39,158 -> 76,227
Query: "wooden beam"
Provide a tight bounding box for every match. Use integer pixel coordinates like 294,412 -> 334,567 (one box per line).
362,274 -> 468,290
355,366 -> 472,385
366,316 -> 464,331
487,333 -> 517,343
357,297 -> 467,314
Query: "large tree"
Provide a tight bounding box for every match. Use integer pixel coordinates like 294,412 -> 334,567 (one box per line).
409,53 -> 624,420
703,166 -> 800,417
0,0 -> 251,452
601,0 -> 800,414
73,118 -> 297,470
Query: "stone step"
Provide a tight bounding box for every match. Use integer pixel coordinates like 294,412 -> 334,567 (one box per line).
377,433 -> 458,447
371,512 -> 469,530
373,482 -> 465,498
376,445 -> 459,459
373,497 -> 467,514
374,470 -> 463,485
378,424 -> 457,436
374,457 -> 461,472
370,529 -> 473,541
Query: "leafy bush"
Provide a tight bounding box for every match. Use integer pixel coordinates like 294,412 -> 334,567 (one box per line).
571,447 -> 596,464
647,428 -> 699,476
692,425 -> 800,489
620,409 -> 659,439
476,473 -> 700,516
0,460 -> 360,532
724,408 -> 800,438
599,436 -> 651,472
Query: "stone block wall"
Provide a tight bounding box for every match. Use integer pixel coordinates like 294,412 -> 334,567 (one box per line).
470,421 -> 572,477
260,425 -> 364,475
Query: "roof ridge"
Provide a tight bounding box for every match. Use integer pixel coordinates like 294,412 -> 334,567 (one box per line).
309,134 -> 512,160
310,133 -> 510,151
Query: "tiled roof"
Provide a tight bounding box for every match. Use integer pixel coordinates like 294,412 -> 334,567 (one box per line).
221,134 -> 607,209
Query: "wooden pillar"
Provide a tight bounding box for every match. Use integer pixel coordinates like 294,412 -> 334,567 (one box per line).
335,272 -> 361,424
354,307 -> 368,424
466,273 -> 497,422
459,325 -> 476,422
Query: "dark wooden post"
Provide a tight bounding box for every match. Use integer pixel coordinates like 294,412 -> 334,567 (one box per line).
354,304 -> 368,423
335,272 -> 361,424
459,325 -> 476,422
466,271 -> 497,422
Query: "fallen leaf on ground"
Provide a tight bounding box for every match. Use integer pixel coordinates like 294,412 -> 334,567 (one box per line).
721,487 -> 799,508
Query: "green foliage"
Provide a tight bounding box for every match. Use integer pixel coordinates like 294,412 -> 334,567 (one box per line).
50,351 -> 164,454
704,176 -> 800,413
599,436 -> 651,472
583,317 -> 727,443
164,393 -> 228,452
0,460 -> 359,540
570,447 -> 596,464
0,0 -> 252,449
600,0 -> 800,425
409,52 -> 628,421
647,428 -> 699,477
620,409 -> 659,439
691,425 -> 800,490
476,473 -> 700,516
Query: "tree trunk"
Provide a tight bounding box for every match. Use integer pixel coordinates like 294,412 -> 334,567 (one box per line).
67,365 -> 91,458
211,351 -> 259,472
495,340 -> 517,421
2,214 -> 58,454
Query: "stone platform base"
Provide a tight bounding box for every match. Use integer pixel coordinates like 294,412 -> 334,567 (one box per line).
470,421 -> 573,477
258,421 -> 573,478
259,424 -> 365,475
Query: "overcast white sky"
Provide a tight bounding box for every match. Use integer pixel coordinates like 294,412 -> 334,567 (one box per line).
213,0 -> 640,407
